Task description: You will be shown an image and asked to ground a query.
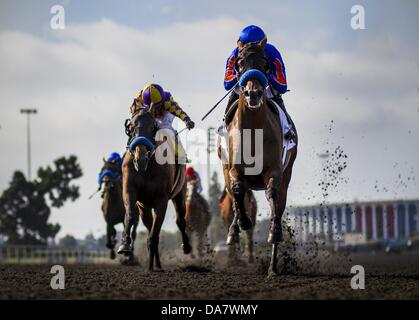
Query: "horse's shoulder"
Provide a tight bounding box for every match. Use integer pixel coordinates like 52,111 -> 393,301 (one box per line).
225,99 -> 240,126
266,99 -> 280,116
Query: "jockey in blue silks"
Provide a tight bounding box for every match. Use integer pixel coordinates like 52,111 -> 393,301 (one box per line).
107,152 -> 123,178
98,152 -> 123,187
223,25 -> 294,135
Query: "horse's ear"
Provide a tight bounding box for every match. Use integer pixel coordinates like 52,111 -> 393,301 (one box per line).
103,157 -> 107,163
259,37 -> 267,48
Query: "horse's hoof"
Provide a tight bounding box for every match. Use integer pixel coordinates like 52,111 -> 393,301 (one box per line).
267,228 -> 283,244
267,266 -> 279,278
117,243 -> 133,255
226,233 -> 239,245
182,243 -> 192,255
110,250 -> 116,260
239,215 -> 253,231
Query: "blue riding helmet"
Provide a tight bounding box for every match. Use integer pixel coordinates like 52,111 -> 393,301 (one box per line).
239,25 -> 266,44
108,152 -> 121,162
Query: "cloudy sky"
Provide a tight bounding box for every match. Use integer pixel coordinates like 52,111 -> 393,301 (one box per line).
0,0 -> 418,238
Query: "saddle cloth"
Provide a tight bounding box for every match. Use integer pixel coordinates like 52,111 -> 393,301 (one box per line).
216,99 -> 296,166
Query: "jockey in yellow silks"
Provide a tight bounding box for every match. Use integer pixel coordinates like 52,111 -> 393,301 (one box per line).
129,84 -> 194,162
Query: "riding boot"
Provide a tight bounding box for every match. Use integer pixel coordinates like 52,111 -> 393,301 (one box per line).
223,91 -> 239,123
272,95 -> 296,140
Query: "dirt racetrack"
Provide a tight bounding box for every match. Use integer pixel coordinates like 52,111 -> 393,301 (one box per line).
1,252 -> 418,299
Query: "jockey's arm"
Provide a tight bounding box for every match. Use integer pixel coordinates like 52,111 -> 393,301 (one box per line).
224,48 -> 239,90
164,95 -> 193,127
266,44 -> 288,95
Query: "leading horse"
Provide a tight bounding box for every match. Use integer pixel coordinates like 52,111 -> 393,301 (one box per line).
219,42 -> 298,275
117,108 -> 191,271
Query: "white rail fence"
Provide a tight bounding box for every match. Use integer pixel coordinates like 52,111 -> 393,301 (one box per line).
0,245 -> 111,264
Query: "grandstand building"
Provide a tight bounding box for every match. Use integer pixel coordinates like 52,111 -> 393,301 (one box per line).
289,199 -> 419,243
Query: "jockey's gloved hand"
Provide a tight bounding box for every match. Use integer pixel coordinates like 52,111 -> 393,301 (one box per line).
186,120 -> 195,130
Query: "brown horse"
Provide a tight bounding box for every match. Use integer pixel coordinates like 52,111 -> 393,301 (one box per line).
220,188 -> 257,263
219,41 -> 298,275
99,159 -> 138,260
185,181 -> 211,258
117,108 -> 191,271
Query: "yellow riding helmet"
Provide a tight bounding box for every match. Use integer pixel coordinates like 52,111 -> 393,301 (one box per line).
141,84 -> 165,107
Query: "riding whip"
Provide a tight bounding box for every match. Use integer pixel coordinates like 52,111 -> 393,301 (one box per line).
201,82 -> 239,121
176,127 -> 188,136
88,187 -> 101,200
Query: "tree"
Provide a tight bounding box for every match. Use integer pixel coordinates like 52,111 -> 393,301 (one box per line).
0,155 -> 82,245
96,234 -> 108,248
59,234 -> 78,248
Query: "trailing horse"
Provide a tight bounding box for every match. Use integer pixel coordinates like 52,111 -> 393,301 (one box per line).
218,42 -> 298,275
220,188 -> 257,263
99,158 -> 138,260
117,108 -> 192,271
185,181 -> 211,258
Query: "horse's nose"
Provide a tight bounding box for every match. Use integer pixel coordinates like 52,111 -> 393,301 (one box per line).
253,89 -> 263,99
248,89 -> 262,100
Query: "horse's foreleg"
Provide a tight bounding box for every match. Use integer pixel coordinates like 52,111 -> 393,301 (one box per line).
231,171 -> 252,231
155,246 -> 162,269
118,188 -> 138,255
148,202 -> 167,271
142,207 -> 162,269
173,192 -> 192,254
266,175 -> 283,244
266,174 -> 282,276
246,229 -> 254,263
106,223 -> 117,260
131,219 -> 139,255
197,232 -> 205,258
106,223 -> 116,249
140,207 -> 153,231
227,170 -> 252,245
227,198 -> 240,245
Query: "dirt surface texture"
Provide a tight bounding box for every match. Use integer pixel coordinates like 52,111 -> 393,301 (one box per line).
1,252 -> 418,300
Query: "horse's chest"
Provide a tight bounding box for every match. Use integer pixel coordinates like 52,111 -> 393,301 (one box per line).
136,180 -> 169,207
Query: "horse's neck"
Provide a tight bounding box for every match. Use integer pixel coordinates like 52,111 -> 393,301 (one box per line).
104,182 -> 121,201
237,95 -> 267,128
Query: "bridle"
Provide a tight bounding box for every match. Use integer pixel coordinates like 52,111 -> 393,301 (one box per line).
235,44 -> 270,109
126,109 -> 158,172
